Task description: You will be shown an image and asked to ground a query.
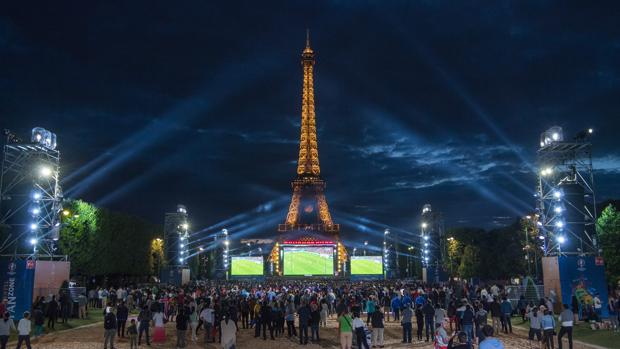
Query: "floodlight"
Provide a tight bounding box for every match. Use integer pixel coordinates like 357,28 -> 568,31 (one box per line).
62,210 -> 70,216
181,223 -> 189,230
421,222 -> 428,229
180,244 -> 184,248
32,192 -> 42,200
199,246 -> 204,251
31,208 -> 40,215
424,243 -> 428,247
553,191 -> 562,199
552,133 -> 559,141
179,258 -> 183,263
538,235 -> 545,240
555,221 -> 564,229
224,240 -> 229,246
557,236 -> 566,244
384,229 -> 389,235
29,238 -> 38,245
554,206 -> 562,214
30,223 -> 38,230
588,128 -> 593,134
40,166 -> 52,177
423,235 -> 429,241
180,251 -> 184,255
364,241 -> 368,246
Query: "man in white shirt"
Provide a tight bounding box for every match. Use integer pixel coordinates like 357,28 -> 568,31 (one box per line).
200,303 -> 214,343
16,311 -> 32,349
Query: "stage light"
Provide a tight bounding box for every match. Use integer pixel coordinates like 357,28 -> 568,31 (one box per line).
555,221 -> 564,229
224,240 -> 229,246
32,192 -> 42,200
541,168 -> 553,176
384,229 -> 389,235
552,133 -> 559,141
199,246 -> 204,251
421,222 -> 428,229
537,221 -> 543,226
588,128 -> 593,134
62,210 -> 70,216
181,223 -> 189,230
180,244 -> 184,248
424,243 -> 428,247
554,206 -> 562,214
39,166 -> 52,177
30,223 -> 38,230
179,258 -> 183,263
424,250 -> 428,254
553,191 -> 562,199
557,236 -> 566,244
525,215 -> 531,220
180,251 -> 184,255
364,241 -> 368,246
29,238 -> 38,245
180,236 -> 185,241
423,235 -> 429,241
31,207 -> 40,215
540,141 -> 545,147
538,235 -> 545,240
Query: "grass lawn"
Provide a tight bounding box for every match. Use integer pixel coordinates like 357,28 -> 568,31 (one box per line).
351,257 -> 383,275
284,250 -> 333,275
231,257 -> 264,275
514,318 -> 618,348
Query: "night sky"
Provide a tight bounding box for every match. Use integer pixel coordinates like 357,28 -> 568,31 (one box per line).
2,2 -> 619,245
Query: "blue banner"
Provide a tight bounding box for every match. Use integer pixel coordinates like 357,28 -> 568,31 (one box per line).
558,256 -> 609,319
0,259 -> 35,320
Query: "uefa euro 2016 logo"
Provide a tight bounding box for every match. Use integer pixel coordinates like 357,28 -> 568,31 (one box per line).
577,258 -> 586,271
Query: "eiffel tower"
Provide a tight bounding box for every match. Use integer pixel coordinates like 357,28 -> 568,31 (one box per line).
270,32 -> 346,276
278,32 -> 340,236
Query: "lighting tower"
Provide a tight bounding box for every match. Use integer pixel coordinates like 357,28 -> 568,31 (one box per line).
420,204 -> 444,282
536,126 -> 597,256
163,204 -> 190,266
0,128 -> 62,258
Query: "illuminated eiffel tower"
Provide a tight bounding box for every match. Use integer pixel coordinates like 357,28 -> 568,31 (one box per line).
279,32 -> 339,235
270,32 -> 346,276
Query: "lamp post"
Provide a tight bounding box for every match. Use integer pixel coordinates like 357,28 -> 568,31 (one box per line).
363,241 -> 368,256
384,229 -> 389,279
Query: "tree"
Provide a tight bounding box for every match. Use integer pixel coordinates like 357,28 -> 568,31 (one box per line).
597,204 -> 620,286
458,245 -> 480,279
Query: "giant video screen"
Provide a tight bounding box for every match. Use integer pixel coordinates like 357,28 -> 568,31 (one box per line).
350,256 -> 383,275
231,256 -> 264,276
283,246 -> 334,276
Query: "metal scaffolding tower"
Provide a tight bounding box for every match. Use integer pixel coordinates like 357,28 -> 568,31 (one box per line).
0,128 -> 63,258
536,126 -> 597,256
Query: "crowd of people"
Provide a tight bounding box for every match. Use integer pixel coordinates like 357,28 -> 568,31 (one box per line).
0,279 -> 616,349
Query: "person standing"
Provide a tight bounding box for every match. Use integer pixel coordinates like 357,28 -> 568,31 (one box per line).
175,307 -> 188,349
0,312 -> 16,349
220,315 -> 237,349
189,306 -> 199,342
423,301 -> 435,342
352,312 -> 369,349
310,303 -> 321,342
16,312 -> 32,349
371,306 -> 385,348
137,305 -> 152,346
127,319 -> 138,349
200,301 -> 214,343
500,297 -> 513,334
490,298 -> 501,335
338,309 -> 353,349
32,306 -> 44,338
527,307 -> 542,348
391,294 -> 402,322
415,304 -> 424,341
541,309 -> 556,349
558,304 -> 574,349
298,301 -> 310,344
366,296 -> 375,325
285,300 -> 297,337
401,304 -> 413,343
103,308 -> 117,349
320,299 -> 329,327
46,295 -> 58,330
116,301 -> 128,338
460,304 -> 475,344
78,292 -> 88,319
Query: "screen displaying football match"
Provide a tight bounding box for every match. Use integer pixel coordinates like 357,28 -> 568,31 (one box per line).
282,246 -> 334,275
231,256 -> 264,276
350,256 -> 383,275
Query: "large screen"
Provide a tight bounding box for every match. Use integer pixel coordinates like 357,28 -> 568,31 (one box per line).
231,256 -> 264,276
351,256 -> 383,275
283,246 -> 334,276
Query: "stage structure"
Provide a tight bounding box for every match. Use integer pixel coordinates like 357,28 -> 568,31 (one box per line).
0,128 -> 63,258
269,33 -> 347,277
419,204 -> 445,282
536,126 -> 597,256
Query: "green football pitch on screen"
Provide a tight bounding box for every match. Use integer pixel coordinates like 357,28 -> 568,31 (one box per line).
350,256 -> 383,275
231,257 -> 264,275
283,247 -> 334,275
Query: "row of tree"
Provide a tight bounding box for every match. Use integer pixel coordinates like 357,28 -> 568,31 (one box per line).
59,200 -> 164,277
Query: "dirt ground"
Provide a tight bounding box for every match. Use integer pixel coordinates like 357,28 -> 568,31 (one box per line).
26,315 -> 542,349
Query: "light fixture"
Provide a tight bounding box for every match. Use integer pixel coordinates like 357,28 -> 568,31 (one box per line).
552,133 -> 559,141
555,221 -> 564,229
199,246 -> 204,251
553,191 -> 562,199
181,223 -> 189,230
538,235 -> 545,240
30,223 -> 38,230
557,236 -> 566,244
40,166 -> 52,177
554,206 -> 562,214
31,207 -> 40,215
29,238 -> 38,245
421,222 -> 428,229
62,210 -> 70,216
180,244 -> 184,248
423,235 -> 429,241
588,128 -> 593,134
179,258 -> 183,263
32,192 -> 42,200
224,240 -> 229,246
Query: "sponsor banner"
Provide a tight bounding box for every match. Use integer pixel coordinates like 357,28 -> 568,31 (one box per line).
0,259 -> 35,320
558,256 -> 609,319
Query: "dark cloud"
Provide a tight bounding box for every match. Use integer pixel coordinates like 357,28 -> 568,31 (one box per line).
1,1 -> 619,244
